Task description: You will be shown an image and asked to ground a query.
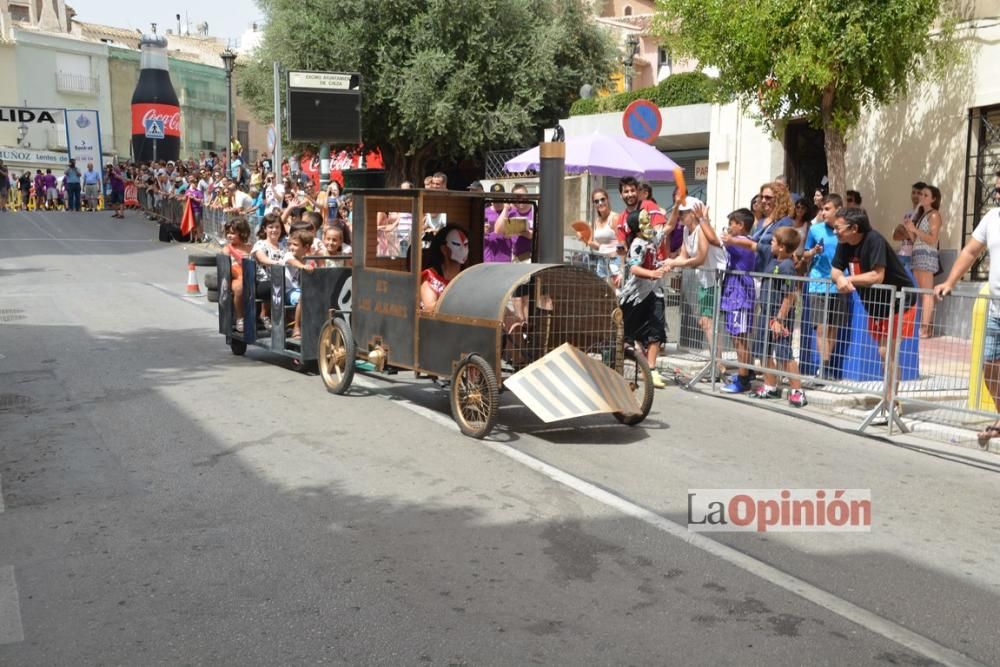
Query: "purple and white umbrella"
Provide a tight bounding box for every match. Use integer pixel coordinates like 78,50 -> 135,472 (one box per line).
504,134 -> 682,180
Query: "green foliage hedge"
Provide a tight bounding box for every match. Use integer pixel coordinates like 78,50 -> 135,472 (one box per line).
569,71 -> 719,116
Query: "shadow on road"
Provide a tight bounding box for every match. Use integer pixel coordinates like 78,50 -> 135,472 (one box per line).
0,319 -> 997,665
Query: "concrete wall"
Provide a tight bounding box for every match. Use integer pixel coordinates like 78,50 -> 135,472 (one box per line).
845,19 -> 1000,251
234,92 -> 268,162
705,101 -> 784,223
0,42 -> 20,146
12,27 -> 113,154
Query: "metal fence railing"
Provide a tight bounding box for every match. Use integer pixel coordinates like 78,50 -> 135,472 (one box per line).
565,253 -> 998,445
892,286 -> 1000,440
485,148 -> 533,179
138,185 -> 265,245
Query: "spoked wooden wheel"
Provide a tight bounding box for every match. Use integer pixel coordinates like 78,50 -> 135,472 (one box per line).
318,318 -> 355,395
450,354 -> 499,439
614,346 -> 654,426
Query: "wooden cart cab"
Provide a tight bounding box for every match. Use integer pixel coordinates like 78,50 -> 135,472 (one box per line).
349,187 -> 539,372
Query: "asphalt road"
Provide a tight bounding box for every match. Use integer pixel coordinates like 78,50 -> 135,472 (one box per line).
1,209 -> 998,666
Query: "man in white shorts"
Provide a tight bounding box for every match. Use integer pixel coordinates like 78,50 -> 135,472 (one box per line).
936,204 -> 1000,445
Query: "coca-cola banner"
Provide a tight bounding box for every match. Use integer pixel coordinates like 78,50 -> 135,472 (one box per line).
131,103 -> 181,137
66,109 -> 104,180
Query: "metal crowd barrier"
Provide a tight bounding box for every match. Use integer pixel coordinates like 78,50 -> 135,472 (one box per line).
891,286 -> 1000,440
137,185 -> 260,245
566,254 -> 1000,443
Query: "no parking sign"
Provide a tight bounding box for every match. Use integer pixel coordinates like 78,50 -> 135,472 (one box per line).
622,99 -> 662,144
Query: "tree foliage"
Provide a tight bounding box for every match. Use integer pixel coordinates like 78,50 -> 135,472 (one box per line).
652,0 -> 960,191
239,0 -> 617,180
570,72 -> 720,116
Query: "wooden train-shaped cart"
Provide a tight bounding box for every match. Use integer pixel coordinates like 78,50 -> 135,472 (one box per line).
315,188 -> 654,438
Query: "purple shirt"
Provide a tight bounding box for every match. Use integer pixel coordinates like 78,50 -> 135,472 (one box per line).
42,174 -> 56,189
483,206 -> 534,263
109,171 -> 125,193
483,205 -> 508,263
186,187 -> 203,214
510,206 -> 534,258
721,237 -> 756,312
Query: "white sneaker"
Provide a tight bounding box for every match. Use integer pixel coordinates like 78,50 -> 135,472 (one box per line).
235,318 -> 244,333
650,369 -> 666,389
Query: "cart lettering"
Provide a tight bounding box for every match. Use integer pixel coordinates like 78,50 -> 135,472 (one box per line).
375,301 -> 408,318
375,279 -> 390,294
356,298 -> 372,311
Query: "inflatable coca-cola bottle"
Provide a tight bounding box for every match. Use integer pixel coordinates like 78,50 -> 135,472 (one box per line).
130,34 -> 181,163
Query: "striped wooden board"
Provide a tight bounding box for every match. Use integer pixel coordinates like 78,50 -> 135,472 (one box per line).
505,343 -> 641,423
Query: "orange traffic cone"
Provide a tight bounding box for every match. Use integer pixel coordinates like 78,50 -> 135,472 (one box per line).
185,262 -> 202,296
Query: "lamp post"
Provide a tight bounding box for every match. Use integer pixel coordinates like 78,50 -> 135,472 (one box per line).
221,48 -> 237,181
623,34 -> 639,92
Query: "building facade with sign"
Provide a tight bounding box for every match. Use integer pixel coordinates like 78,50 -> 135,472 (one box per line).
0,0 -> 270,173
0,9 -> 114,173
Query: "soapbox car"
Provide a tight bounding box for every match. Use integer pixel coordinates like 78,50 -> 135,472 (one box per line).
314,188 -> 654,438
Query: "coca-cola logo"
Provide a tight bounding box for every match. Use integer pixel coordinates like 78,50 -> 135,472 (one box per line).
142,108 -> 180,132
131,103 -> 182,137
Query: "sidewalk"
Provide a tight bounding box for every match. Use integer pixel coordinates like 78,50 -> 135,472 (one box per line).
656,348 -> 1000,456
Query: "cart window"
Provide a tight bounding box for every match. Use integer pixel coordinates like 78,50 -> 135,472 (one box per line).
366,196 -> 416,273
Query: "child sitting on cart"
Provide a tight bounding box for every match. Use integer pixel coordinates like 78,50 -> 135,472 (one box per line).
223,218 -> 253,333
283,229 -> 317,339
320,225 -> 352,268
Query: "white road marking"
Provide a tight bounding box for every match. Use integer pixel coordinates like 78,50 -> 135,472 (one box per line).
359,374 -> 984,667
0,476 -> 4,513
0,238 -> 153,243
0,566 -> 24,645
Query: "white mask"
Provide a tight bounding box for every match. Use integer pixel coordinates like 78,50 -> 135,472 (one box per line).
445,229 -> 469,265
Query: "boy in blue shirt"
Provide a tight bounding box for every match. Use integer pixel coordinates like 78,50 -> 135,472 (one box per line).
754,226 -> 807,407
802,193 -> 849,380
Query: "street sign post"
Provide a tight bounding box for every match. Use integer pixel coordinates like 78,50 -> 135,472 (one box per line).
144,119 -> 165,140
622,99 -> 662,145
144,118 -> 165,163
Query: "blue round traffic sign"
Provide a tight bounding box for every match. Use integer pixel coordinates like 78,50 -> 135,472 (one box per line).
623,99 -> 663,144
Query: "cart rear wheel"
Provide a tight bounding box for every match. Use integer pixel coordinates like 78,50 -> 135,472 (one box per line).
230,339 -> 247,356
614,346 -> 653,426
450,355 -> 499,439
318,318 -> 355,394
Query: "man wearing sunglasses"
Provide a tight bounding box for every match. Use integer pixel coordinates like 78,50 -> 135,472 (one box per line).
830,207 -> 915,415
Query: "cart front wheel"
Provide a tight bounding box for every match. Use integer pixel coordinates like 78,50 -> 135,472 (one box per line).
230,339 -> 247,356
614,346 -> 653,426
450,354 -> 499,439
318,318 -> 355,394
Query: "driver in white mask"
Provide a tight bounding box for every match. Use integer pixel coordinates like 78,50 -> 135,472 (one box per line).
420,225 -> 469,310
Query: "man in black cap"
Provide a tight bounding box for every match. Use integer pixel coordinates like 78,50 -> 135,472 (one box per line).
467,180 -> 484,192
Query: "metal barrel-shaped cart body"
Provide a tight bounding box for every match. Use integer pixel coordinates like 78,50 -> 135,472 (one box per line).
426,263 -> 623,379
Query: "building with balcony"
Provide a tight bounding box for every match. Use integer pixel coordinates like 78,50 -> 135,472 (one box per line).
0,0 -> 268,171
0,0 -> 114,171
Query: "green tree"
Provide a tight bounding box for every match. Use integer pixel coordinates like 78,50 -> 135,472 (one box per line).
239,0 -> 617,182
653,0 -> 959,193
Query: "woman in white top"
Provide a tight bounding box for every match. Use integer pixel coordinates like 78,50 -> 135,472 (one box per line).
584,188 -> 620,255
